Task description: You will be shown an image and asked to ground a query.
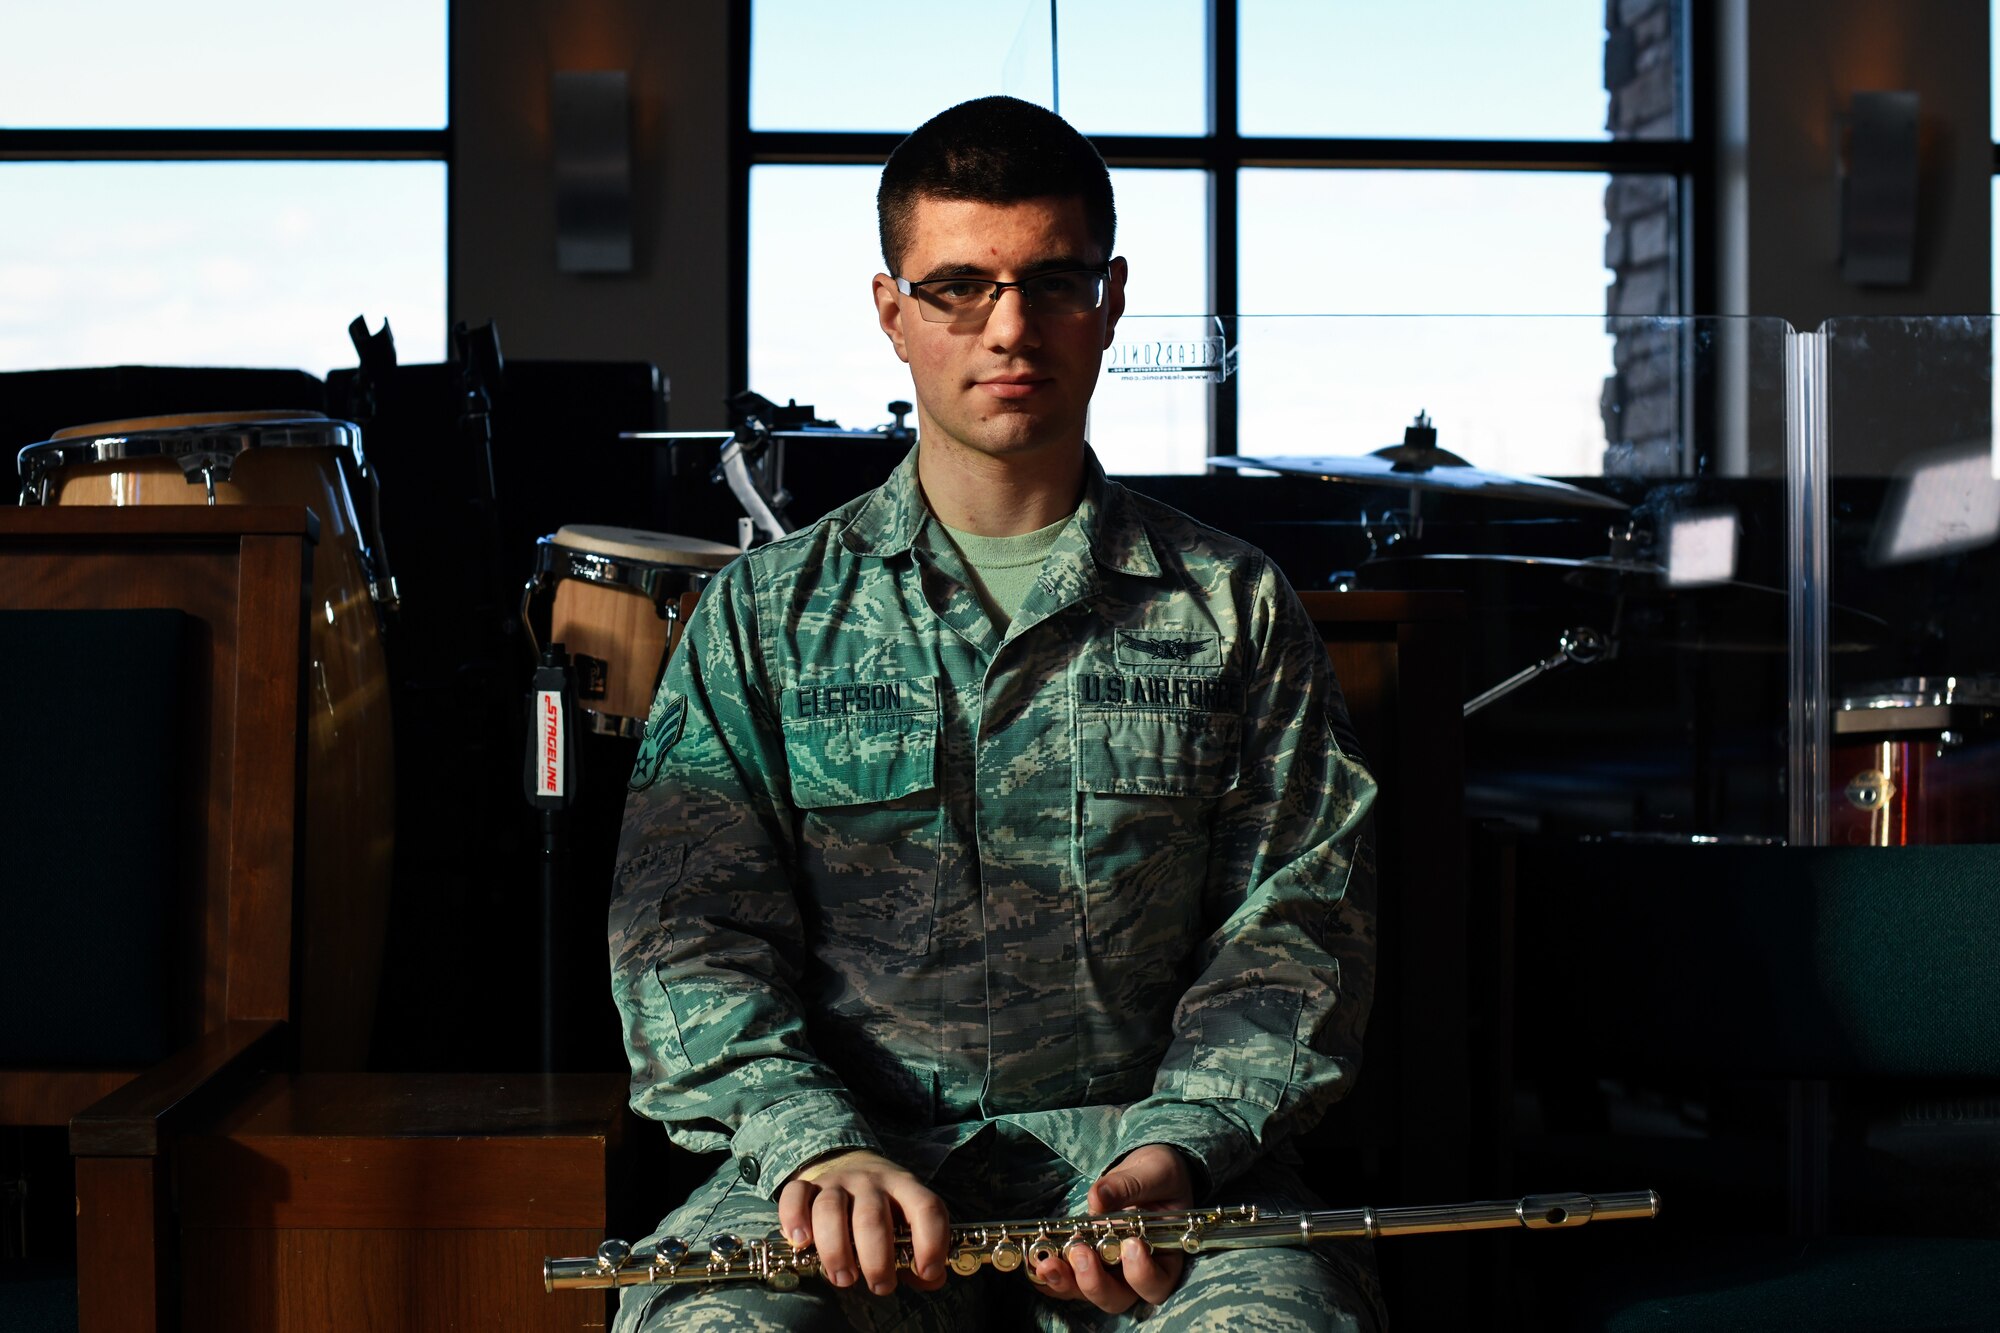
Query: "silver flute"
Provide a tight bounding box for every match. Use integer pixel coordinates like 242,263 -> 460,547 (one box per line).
545,1189 -> 1660,1292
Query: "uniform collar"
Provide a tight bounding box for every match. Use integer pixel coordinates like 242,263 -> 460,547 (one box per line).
840,441 -> 1164,582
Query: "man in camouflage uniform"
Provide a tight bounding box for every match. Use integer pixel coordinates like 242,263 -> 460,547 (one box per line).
610,96 -> 1380,1331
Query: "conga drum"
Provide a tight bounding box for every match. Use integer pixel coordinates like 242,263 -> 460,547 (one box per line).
1831,676 -> 2000,846
522,524 -> 738,736
522,525 -> 736,1071
17,411 -> 395,1068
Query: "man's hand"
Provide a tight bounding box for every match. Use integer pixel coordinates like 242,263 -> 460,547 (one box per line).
777,1149 -> 950,1296
1033,1144 -> 1195,1312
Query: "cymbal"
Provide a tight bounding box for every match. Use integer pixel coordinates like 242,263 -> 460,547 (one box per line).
1357,552 -> 1888,653
619,429 -> 910,444
1208,449 -> 1628,511
1370,552 -> 1666,575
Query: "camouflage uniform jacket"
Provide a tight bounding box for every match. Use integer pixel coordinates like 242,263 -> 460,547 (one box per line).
611,443 -> 1377,1203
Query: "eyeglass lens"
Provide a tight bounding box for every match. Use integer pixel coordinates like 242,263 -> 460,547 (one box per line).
910,270 -> 1105,323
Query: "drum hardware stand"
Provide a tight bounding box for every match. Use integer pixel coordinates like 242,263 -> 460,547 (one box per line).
1464,626 -> 1612,718
1606,515 -> 1652,562
1336,413 -> 1472,574
455,320 -> 505,505
344,314 -> 399,426
455,320 -> 516,644
717,390 -> 808,543
345,314 -> 404,617
524,643 -> 581,1073
1386,411 -> 1442,541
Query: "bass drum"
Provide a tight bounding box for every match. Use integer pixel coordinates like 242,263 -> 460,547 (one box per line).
20,410 -> 395,1069
1831,676 -> 2000,846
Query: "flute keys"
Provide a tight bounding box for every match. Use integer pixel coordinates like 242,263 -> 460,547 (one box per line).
655,1237 -> 690,1273
761,1228 -> 802,1290
595,1239 -> 632,1274
1096,1234 -> 1125,1265
711,1233 -> 745,1263
950,1249 -> 984,1276
990,1239 -> 1024,1272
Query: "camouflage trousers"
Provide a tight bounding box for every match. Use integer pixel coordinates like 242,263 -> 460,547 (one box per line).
613,1128 -> 1384,1333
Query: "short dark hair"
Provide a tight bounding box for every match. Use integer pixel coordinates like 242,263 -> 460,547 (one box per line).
878,96 -> 1116,274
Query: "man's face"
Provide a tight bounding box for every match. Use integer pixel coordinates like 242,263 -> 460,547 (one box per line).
873,194 -> 1126,467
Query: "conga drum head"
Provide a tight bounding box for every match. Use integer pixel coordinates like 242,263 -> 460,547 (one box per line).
553,524 -> 740,570
50,408 -> 331,438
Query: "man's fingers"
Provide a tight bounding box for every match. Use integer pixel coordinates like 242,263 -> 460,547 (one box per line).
903,1264 -> 950,1293
1117,1240 -> 1184,1306
1087,1144 -> 1193,1216
895,1185 -> 950,1285
775,1179 -> 817,1250
849,1189 -> 900,1295
1066,1242 -> 1140,1314
781,1151 -> 955,1294
1086,1172 -> 1132,1215
810,1186 -> 858,1288
1034,1252 -> 1081,1300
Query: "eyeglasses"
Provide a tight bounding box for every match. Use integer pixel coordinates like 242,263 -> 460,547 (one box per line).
894,267 -> 1110,325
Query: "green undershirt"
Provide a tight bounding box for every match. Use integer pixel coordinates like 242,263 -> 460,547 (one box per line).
938,512 -> 1073,632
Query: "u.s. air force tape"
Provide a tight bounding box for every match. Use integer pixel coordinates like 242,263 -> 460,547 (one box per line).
1078,673 -> 1243,711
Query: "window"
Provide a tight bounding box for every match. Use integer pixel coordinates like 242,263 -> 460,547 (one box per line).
744,0 -> 1696,475
0,2 -> 449,375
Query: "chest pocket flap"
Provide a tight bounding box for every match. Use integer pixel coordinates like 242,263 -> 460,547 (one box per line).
1075,676 -> 1242,797
782,674 -> 939,808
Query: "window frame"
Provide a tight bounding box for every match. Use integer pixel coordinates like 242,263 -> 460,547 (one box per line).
732,0 -> 1710,460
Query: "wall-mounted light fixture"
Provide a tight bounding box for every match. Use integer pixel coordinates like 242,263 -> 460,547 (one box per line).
1838,90 -> 1919,287
553,70 -> 633,275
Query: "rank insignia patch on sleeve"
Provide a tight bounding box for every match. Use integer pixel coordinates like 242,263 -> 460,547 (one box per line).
627,691 -> 687,792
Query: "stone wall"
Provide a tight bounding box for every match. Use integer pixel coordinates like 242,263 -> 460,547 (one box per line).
1600,0 -> 1681,476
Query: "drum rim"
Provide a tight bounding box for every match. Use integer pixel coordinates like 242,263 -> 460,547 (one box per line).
17,417 -> 366,484
1837,674 -> 2000,711
532,537 -> 722,605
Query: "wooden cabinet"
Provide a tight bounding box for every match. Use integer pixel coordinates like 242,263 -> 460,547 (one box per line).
179,1074 -> 628,1333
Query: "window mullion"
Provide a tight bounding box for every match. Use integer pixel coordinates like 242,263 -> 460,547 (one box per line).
1209,0 -> 1239,456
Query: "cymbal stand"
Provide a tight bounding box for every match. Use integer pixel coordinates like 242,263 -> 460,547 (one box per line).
1363,508 -> 1415,558
1464,626 -> 1611,717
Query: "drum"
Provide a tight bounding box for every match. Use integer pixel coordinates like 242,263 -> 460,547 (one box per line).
17,411 -> 396,1068
522,524 -> 738,736
1831,676 -> 2000,846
